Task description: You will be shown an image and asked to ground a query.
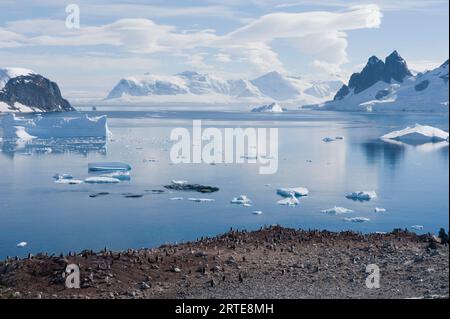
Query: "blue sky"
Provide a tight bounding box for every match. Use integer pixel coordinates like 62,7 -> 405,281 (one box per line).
0,0 -> 448,99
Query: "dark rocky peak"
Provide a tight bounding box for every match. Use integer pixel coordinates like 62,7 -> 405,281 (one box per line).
348,55 -> 385,94
0,74 -> 73,112
384,50 -> 412,83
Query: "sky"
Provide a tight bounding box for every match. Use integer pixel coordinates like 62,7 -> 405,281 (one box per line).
0,0 -> 448,100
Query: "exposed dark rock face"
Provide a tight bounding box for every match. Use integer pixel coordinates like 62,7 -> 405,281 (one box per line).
0,74 -> 74,112
415,80 -> 430,92
164,183 -> 219,193
333,51 -> 413,100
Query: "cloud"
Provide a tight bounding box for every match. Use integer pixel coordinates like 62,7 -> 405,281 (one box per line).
0,4 -> 382,75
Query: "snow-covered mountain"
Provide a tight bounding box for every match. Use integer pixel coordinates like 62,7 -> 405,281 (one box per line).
318,51 -> 449,112
0,67 -> 74,113
105,70 -> 342,107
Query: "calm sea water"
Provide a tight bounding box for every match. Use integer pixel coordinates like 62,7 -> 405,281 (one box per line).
0,109 -> 448,259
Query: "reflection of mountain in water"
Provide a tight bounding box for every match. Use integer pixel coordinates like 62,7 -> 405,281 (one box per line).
362,140 -> 406,168
1,137 -> 107,156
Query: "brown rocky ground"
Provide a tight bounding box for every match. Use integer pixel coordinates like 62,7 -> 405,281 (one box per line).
0,226 -> 448,299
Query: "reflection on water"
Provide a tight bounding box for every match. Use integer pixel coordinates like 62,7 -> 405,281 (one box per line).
361,140 -> 406,168
0,137 -> 107,157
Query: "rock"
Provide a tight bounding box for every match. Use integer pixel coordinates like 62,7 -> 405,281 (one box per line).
140,282 -> 151,290
164,182 -> 219,193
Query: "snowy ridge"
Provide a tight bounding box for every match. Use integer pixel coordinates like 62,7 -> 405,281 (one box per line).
0,67 -> 35,90
105,70 -> 343,107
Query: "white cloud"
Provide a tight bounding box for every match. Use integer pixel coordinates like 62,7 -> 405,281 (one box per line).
0,4 -> 382,79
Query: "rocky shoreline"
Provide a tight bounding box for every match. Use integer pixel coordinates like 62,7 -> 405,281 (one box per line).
0,226 -> 448,299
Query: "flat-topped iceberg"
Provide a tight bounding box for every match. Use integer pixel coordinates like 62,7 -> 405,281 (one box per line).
381,124 -> 449,143
84,176 -> 120,184
88,162 -> 132,172
277,187 -> 309,197
1,113 -> 110,139
277,195 -> 299,206
321,206 -> 353,215
230,195 -> 252,205
251,102 -> 284,113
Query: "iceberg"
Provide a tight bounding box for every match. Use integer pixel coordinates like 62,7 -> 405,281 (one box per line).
251,102 -> 284,113
381,124 -> 449,144
277,187 -> 309,197
16,241 -> 27,248
344,217 -> 370,223
84,176 -> 120,184
277,195 -> 299,206
88,162 -> 132,172
322,137 -> 335,142
188,198 -> 215,202
346,191 -> 377,201
252,210 -> 263,215
321,206 -> 353,215
374,207 -> 387,213
411,225 -> 424,230
54,178 -> 83,185
230,195 -> 252,205
100,171 -> 131,181
53,173 -> 73,180
0,113 -> 111,139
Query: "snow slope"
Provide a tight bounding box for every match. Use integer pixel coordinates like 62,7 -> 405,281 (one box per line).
0,67 -> 35,90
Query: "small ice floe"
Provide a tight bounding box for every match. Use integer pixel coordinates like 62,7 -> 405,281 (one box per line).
231,195 -> 252,205
322,137 -> 335,142
53,173 -> 73,180
374,207 -> 387,213
321,206 -> 353,215
346,191 -> 377,201
88,162 -> 132,172
100,171 -> 131,181
251,102 -> 284,113
381,124 -> 449,144
188,198 -> 215,203
252,210 -> 263,215
344,217 -> 370,223
411,225 -> 424,230
84,176 -> 120,184
170,197 -> 184,201
123,193 -> 144,198
54,178 -> 83,185
277,187 -> 309,198
16,241 -> 27,248
171,180 -> 188,185
277,195 -> 299,206
89,192 -> 110,198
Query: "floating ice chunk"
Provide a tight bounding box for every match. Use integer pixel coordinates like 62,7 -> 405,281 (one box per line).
277,187 -> 309,197
88,162 -> 132,172
252,210 -> 263,215
321,206 -> 353,215
170,197 -> 184,201
335,136 -> 344,140
1,114 -> 111,139
251,102 -> 284,113
16,241 -> 27,248
344,217 -> 370,223
171,180 -> 188,185
277,195 -> 299,206
188,198 -> 215,202
53,173 -> 73,180
411,225 -> 424,230
346,191 -> 377,201
100,171 -> 131,181
84,176 -> 120,184
322,137 -> 335,142
243,203 -> 252,207
231,195 -> 252,205
381,124 -> 449,143
54,178 -> 83,185
374,207 -> 387,213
